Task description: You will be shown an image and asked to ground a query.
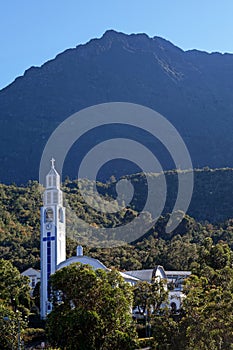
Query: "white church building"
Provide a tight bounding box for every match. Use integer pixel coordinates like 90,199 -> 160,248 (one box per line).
22,159 -> 190,319
39,159 -> 142,318
40,159 -> 66,318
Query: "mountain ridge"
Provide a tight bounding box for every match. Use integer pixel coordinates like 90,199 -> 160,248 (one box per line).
1,30 -> 233,183
1,29 -> 186,92
5,29 -> 233,93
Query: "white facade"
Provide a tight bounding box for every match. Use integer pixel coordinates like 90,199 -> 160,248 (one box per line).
21,267 -> 40,296
38,160 -> 190,319
57,253 -> 109,271
39,160 -> 140,319
40,159 -> 66,319
166,271 -> 191,311
125,266 -> 167,284
125,268 -> 191,311
57,249 -> 140,286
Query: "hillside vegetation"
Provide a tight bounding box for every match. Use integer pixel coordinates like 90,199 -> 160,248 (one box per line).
1,168 -> 233,272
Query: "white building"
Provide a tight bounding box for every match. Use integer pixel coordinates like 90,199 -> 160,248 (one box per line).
124,266 -> 167,284
22,159 -> 190,318
124,268 -> 191,311
39,159 -> 141,318
40,158 -> 66,318
21,267 -> 40,296
57,245 -> 140,286
166,270 -> 191,311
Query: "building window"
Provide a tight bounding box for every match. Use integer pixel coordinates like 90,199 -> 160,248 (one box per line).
48,176 -> 52,187
45,208 -> 53,222
53,177 -> 56,187
171,302 -> 177,313
46,191 -> 52,205
53,192 -> 58,204
32,278 -> 36,288
59,208 -> 64,223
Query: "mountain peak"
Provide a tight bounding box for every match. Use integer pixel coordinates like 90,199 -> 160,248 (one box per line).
1,31 -> 233,183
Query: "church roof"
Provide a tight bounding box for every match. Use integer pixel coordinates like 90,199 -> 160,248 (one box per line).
21,268 -> 41,277
57,256 -> 108,271
119,271 -> 140,282
165,271 -> 191,276
46,158 -> 60,178
47,167 -> 59,176
124,269 -> 154,282
47,158 -> 60,177
124,266 -> 167,282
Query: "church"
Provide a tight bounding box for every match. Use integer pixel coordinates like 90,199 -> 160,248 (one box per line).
39,159 -> 141,318
40,158 -> 66,318
22,159 -> 190,319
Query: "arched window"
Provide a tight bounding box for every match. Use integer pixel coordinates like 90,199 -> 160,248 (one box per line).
59,208 -> 64,223
171,302 -> 177,313
45,208 -> 54,222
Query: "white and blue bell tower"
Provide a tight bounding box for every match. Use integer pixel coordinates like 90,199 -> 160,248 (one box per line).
40,159 -> 66,319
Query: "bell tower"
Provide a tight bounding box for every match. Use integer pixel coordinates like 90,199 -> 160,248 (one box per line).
40,158 -> 66,319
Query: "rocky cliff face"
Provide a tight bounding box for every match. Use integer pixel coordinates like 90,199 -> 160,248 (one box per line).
1,30 -> 233,183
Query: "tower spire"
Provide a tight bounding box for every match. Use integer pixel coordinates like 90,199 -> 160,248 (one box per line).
51,158 -> 55,169
41,159 -> 66,319
45,158 -> 60,190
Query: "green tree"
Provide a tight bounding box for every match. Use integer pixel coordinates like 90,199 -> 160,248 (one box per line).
0,259 -> 30,349
152,311 -> 187,350
133,278 -> 168,340
0,304 -> 27,350
46,263 -> 137,350
0,258 -> 31,313
181,242 -> 233,350
151,242 -> 233,350
133,279 -> 168,315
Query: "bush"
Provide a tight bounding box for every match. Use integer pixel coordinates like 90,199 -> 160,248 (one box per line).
23,328 -> 46,344
137,337 -> 155,349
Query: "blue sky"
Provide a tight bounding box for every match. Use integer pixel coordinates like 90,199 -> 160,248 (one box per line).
1,0 -> 233,89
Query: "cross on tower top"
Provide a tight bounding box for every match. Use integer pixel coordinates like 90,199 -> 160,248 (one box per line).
50,158 -> 55,169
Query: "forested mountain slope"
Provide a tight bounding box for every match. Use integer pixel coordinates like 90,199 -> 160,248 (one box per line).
1,168 -> 233,271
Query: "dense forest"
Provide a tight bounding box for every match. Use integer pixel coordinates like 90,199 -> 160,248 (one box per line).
2,167 -> 233,348
1,168 -> 233,273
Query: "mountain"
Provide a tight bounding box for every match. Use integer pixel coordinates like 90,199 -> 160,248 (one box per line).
1,30 -> 233,184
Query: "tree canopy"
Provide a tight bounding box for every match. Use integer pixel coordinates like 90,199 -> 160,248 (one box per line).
0,259 -> 31,349
2,174 -> 233,274
46,263 -> 137,350
151,241 -> 233,349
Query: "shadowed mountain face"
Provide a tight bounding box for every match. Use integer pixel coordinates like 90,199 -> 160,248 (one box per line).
1,30 -> 233,184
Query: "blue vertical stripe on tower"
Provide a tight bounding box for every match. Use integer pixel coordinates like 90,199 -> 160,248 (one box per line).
43,232 -> 55,302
